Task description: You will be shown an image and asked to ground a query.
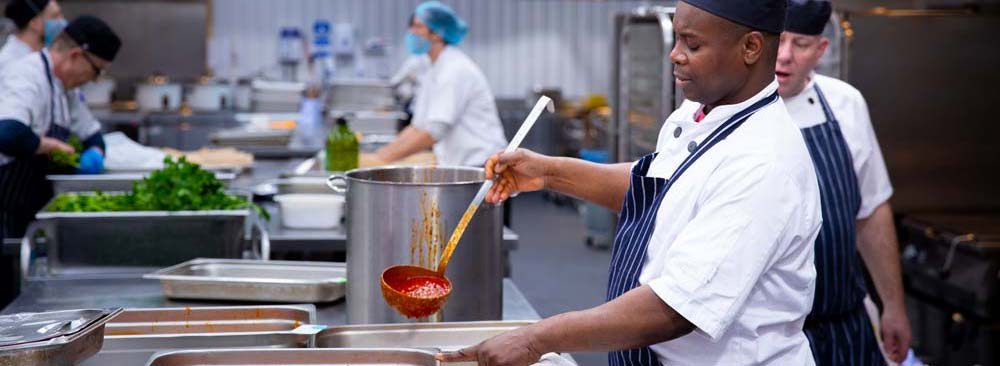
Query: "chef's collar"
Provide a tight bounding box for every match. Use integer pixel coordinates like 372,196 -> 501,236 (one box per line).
670,79 -> 780,126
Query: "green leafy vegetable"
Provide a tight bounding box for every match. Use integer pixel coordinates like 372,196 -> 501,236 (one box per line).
48,136 -> 84,169
49,156 -> 269,220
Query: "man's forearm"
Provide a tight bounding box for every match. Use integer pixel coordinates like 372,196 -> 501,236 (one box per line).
545,157 -> 632,211
375,126 -> 435,163
530,285 -> 694,354
857,202 -> 906,309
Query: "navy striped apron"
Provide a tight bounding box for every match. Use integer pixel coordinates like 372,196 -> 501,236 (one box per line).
606,92 -> 779,366
800,84 -> 883,366
0,52 -> 66,239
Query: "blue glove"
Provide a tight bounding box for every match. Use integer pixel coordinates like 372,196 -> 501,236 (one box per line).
77,147 -> 105,174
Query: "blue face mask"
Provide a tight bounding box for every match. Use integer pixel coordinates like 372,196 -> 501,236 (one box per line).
405,32 -> 430,55
43,18 -> 67,47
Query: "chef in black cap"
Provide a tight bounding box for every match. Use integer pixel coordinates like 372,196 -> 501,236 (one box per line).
777,1 -> 911,364
0,15 -> 120,240
0,0 -> 65,70
438,1 -> 822,365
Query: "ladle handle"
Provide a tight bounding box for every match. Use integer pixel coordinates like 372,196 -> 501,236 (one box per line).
436,96 -> 553,276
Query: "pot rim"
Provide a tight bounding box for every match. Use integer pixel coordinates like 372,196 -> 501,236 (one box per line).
340,165 -> 486,186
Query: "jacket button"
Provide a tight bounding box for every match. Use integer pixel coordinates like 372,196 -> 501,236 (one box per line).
673,126 -> 682,138
687,141 -> 698,152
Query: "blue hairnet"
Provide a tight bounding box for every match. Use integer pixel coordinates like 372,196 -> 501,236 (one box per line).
415,1 -> 468,45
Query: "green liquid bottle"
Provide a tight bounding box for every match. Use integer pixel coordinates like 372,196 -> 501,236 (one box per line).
326,117 -> 359,172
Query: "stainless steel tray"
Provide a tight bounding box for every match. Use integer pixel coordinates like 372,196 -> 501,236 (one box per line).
316,320 -> 534,352
0,309 -> 107,347
80,305 -> 323,366
146,348 -> 436,366
24,194 -> 265,278
47,172 -> 236,193
0,308 -> 123,366
144,258 -> 346,303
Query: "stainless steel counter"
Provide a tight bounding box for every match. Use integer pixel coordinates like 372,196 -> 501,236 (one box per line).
2,276 -> 541,325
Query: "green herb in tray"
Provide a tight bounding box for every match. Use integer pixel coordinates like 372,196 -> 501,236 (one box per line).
49,156 -> 269,220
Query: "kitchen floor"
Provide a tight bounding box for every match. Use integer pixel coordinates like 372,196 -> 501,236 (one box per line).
508,192 -> 613,366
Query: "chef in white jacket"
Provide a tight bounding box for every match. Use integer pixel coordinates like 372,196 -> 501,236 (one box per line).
0,15 -> 120,239
777,1 -> 911,364
438,1 -> 822,365
0,0 -> 65,71
370,1 -> 506,167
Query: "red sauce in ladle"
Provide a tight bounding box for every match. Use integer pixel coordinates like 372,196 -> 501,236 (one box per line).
398,276 -> 451,298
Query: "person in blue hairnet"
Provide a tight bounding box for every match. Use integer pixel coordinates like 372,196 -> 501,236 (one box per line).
369,1 -> 507,167
0,0 -> 67,71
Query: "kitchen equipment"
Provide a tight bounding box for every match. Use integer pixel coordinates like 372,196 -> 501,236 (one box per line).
47,172 -> 236,193
188,79 -> 234,111
325,166 -> 502,324
899,213 -> 1000,365
327,80 -> 397,111
331,110 -> 406,140
378,95 -> 553,319
251,79 -> 304,112
23,199 -> 266,278
136,75 -> 183,111
81,305 -> 320,366
0,309 -> 109,347
81,78 -> 116,107
146,348 -> 437,366
211,128 -> 293,147
274,193 -> 344,229
315,320 -> 534,351
144,258 -> 346,303
0,308 -> 123,366
233,79 -> 253,110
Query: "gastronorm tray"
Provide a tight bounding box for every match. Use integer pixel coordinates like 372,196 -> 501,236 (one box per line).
315,320 -> 535,352
144,258 -> 346,303
80,305 -> 322,366
0,308 -> 123,366
145,348 -> 436,366
47,172 -> 236,193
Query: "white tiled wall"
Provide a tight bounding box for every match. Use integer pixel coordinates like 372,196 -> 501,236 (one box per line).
211,0 -> 662,99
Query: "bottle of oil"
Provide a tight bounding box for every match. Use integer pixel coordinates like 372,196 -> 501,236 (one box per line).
325,117 -> 359,172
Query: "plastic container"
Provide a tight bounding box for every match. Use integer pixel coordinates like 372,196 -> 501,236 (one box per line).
274,194 -> 344,229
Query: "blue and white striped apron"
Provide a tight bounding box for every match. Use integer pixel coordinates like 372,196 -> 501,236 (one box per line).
800,84 -> 883,366
606,92 -> 779,366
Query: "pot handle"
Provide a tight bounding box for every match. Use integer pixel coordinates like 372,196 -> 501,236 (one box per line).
327,174 -> 347,194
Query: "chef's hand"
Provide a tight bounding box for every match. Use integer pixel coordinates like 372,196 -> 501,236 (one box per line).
880,305 -> 911,363
77,147 -> 105,174
37,137 -> 75,155
484,149 -> 550,204
437,326 -> 545,366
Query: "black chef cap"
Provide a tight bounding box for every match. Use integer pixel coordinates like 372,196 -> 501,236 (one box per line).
680,0 -> 786,34
4,0 -> 50,30
64,15 -> 122,62
786,0 -> 832,36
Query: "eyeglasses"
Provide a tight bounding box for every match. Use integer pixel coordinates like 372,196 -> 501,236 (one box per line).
80,51 -> 105,79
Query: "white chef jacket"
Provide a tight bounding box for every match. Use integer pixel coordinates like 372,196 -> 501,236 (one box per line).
0,49 -> 102,167
0,34 -> 33,72
784,73 -> 893,219
640,81 -> 822,365
410,46 -> 507,166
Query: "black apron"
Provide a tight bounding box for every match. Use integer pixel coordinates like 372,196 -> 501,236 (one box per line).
800,84 -> 884,366
606,91 -> 779,366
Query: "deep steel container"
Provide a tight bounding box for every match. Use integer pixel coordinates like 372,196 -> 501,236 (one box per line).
328,166 -> 502,324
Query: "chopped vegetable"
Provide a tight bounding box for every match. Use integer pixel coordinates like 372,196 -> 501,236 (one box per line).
49,156 -> 269,220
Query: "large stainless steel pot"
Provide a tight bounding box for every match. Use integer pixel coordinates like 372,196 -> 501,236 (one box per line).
327,166 -> 502,324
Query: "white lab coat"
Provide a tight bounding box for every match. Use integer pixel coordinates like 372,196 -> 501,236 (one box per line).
0,34 -> 33,72
784,73 -> 893,219
640,81 -> 822,365
0,49 -> 102,167
410,47 -> 506,166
